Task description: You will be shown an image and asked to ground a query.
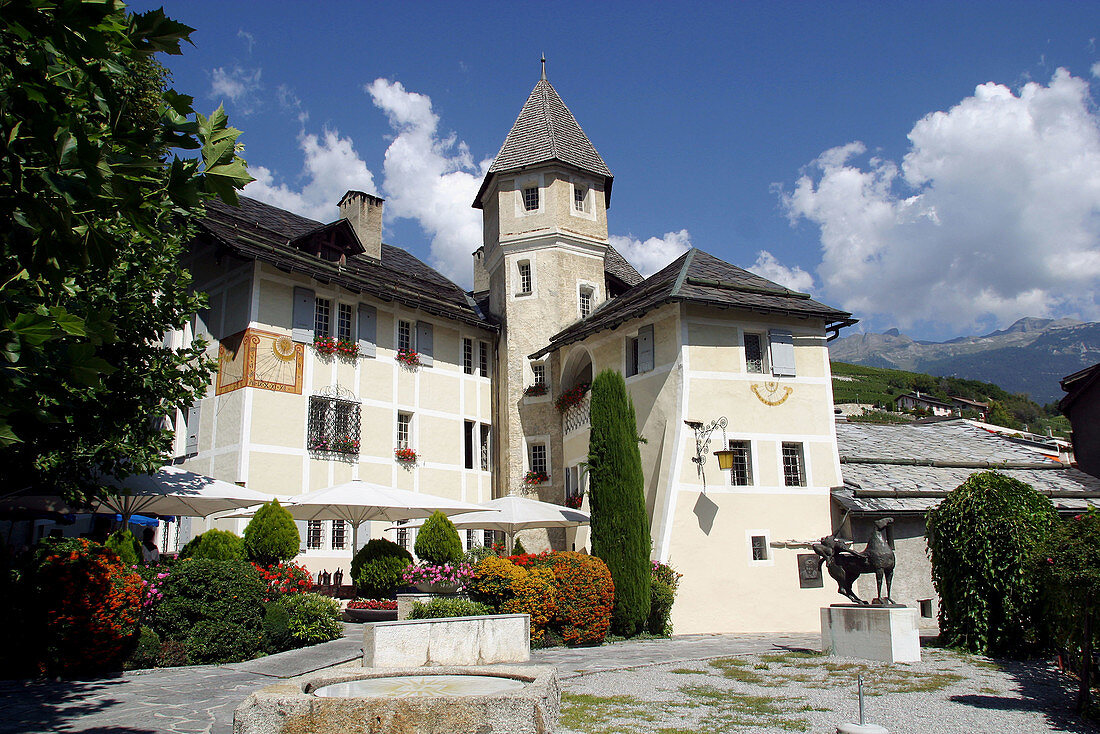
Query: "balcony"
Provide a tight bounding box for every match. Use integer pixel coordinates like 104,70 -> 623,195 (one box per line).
563,393 -> 591,435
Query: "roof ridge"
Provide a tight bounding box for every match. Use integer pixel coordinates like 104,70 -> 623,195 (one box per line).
539,81 -> 558,158
670,249 -> 697,296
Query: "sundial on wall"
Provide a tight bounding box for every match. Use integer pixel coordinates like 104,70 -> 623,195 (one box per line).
216,328 -> 304,395
751,380 -> 793,406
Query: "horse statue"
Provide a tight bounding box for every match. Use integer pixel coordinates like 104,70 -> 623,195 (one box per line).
813,517 -> 896,605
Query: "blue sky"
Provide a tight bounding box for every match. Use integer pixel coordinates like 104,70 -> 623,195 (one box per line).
135,1 -> 1100,341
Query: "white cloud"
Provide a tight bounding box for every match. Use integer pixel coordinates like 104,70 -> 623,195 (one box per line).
366,78 -> 491,286
238,29 -> 255,55
780,68 -> 1100,332
1092,60 -> 1100,78
243,129 -> 377,222
748,251 -> 815,292
209,65 -> 263,114
609,230 -> 692,278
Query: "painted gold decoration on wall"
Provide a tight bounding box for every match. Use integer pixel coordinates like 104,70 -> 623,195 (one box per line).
216,328 -> 304,395
751,381 -> 793,406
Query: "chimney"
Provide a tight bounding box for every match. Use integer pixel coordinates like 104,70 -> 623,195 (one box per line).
472,246 -> 490,292
338,190 -> 384,260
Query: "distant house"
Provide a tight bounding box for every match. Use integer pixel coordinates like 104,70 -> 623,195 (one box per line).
895,391 -> 956,417
1061,362 -> 1100,479
948,396 -> 988,420
832,419 -> 1100,630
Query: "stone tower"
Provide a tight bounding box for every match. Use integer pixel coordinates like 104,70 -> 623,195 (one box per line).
474,64 -> 614,510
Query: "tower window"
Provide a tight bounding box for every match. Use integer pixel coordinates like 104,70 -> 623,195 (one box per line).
579,287 -> 593,319
782,442 -> 806,487
518,262 -> 532,295
574,185 -> 588,212
522,186 -> 539,211
314,298 -> 331,337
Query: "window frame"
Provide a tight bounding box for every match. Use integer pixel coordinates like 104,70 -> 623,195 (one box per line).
337,303 -> 353,341
307,395 -> 361,456
781,442 -> 806,487
331,520 -> 347,551
528,440 -> 549,479
462,337 -> 474,375
517,261 -> 533,296
479,423 -> 491,471
744,331 -> 766,374
397,319 -> 413,353
522,186 -> 540,212
314,298 -> 332,338
478,340 -> 490,377
306,520 -> 324,550
396,412 -> 412,449
746,529 -> 774,566
579,286 -> 593,319
727,440 -> 753,486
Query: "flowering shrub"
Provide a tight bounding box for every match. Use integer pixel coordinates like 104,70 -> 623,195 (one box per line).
394,446 -> 418,463
554,382 -> 590,413
651,560 -> 683,590
467,557 -> 526,608
523,383 -> 548,397
396,348 -> 421,367
347,598 -> 398,611
524,470 -> 550,486
565,494 -> 583,509
313,335 -> 337,355
402,562 -> 472,589
252,562 -> 312,600
541,551 -> 614,646
135,564 -> 172,612
503,566 -> 556,643
32,538 -> 143,675
648,560 -> 682,636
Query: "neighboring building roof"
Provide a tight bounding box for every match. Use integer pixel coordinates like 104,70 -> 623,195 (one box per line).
603,244 -> 643,288
196,196 -> 498,331
949,396 -> 989,410
475,76 -> 613,208
530,248 -> 856,358
1059,361 -> 1100,413
898,392 -> 955,409
834,420 -> 1100,514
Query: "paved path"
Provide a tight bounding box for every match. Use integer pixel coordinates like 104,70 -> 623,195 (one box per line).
0,629 -> 821,734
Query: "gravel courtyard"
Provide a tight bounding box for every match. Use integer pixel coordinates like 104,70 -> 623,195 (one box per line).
557,647 -> 1100,734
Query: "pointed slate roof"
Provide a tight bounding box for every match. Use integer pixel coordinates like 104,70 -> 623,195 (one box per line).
474,77 -> 613,208
529,248 -> 855,358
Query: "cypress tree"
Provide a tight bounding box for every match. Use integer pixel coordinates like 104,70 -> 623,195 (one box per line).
587,368 -> 651,637
243,500 -> 300,566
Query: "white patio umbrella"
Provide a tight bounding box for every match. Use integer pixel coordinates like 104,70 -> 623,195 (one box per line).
399,495 -> 590,553
90,466 -> 281,523
244,480 -> 493,554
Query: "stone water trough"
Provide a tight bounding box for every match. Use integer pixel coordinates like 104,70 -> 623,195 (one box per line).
234,664 -> 559,734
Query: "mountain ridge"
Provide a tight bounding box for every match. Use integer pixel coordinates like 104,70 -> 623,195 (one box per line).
828,317 -> 1100,404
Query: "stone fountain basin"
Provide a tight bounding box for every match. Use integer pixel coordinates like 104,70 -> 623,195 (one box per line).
234,665 -> 559,734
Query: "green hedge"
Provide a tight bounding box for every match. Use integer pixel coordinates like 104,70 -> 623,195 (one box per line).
409,597 -> 492,620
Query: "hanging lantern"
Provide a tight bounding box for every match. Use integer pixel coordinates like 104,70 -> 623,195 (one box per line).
713,449 -> 735,471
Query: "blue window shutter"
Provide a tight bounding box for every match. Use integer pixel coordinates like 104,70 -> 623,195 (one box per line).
416,321 -> 434,366
357,304 -> 377,358
769,329 -> 796,377
292,287 -> 315,342
638,324 -> 654,373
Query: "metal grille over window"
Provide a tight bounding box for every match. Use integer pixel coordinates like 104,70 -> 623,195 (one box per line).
782,442 -> 805,487
307,395 -> 361,455
579,289 -> 592,319
466,529 -> 478,549
398,320 -> 412,352
529,443 -> 548,477
462,338 -> 474,374
563,392 -> 591,434
331,520 -> 346,550
751,535 -> 769,561
728,440 -> 752,486
483,530 -> 495,548
523,186 -> 539,211
307,520 -> 324,550
518,263 -> 532,294
744,333 -> 764,374
314,298 -> 331,337
337,303 -> 353,341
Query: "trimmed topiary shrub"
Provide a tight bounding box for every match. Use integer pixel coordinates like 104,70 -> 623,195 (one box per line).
587,368 -> 651,637
408,597 -> 493,619
243,500 -> 300,566
927,471 -> 1058,655
414,511 -> 463,565
512,537 -> 528,556
350,538 -> 413,598
262,600 -> 291,652
152,559 -> 267,663
105,529 -> 142,566
179,529 -> 245,561
279,592 -> 342,645
31,538 -> 143,675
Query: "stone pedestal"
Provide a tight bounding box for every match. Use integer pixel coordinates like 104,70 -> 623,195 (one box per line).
821,605 -> 920,663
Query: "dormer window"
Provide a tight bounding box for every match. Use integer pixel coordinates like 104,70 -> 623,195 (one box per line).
573,185 -> 588,212
523,186 -> 540,211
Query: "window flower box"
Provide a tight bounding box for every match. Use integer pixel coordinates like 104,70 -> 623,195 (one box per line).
394,447 -> 418,463
564,494 -> 583,510
333,436 -> 359,453
313,335 -> 338,356
524,470 -> 550,486
396,349 -> 421,367
346,598 -> 398,622
336,338 -> 359,358
554,382 -> 590,413
524,383 -> 548,397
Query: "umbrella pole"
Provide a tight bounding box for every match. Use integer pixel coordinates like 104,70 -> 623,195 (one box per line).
351,522 -> 361,557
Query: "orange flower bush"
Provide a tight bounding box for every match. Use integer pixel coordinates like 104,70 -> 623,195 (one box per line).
502,566 -> 556,643
33,538 -> 143,675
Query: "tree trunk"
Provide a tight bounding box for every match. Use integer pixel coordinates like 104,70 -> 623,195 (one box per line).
1078,600 -> 1093,714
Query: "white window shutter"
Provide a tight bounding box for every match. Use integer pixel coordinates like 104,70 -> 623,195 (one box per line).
416,321 -> 434,366
357,304 -> 377,358
294,521 -> 308,553
184,403 -> 201,455
769,329 -> 796,377
638,324 -> 654,373
292,287 -> 315,342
